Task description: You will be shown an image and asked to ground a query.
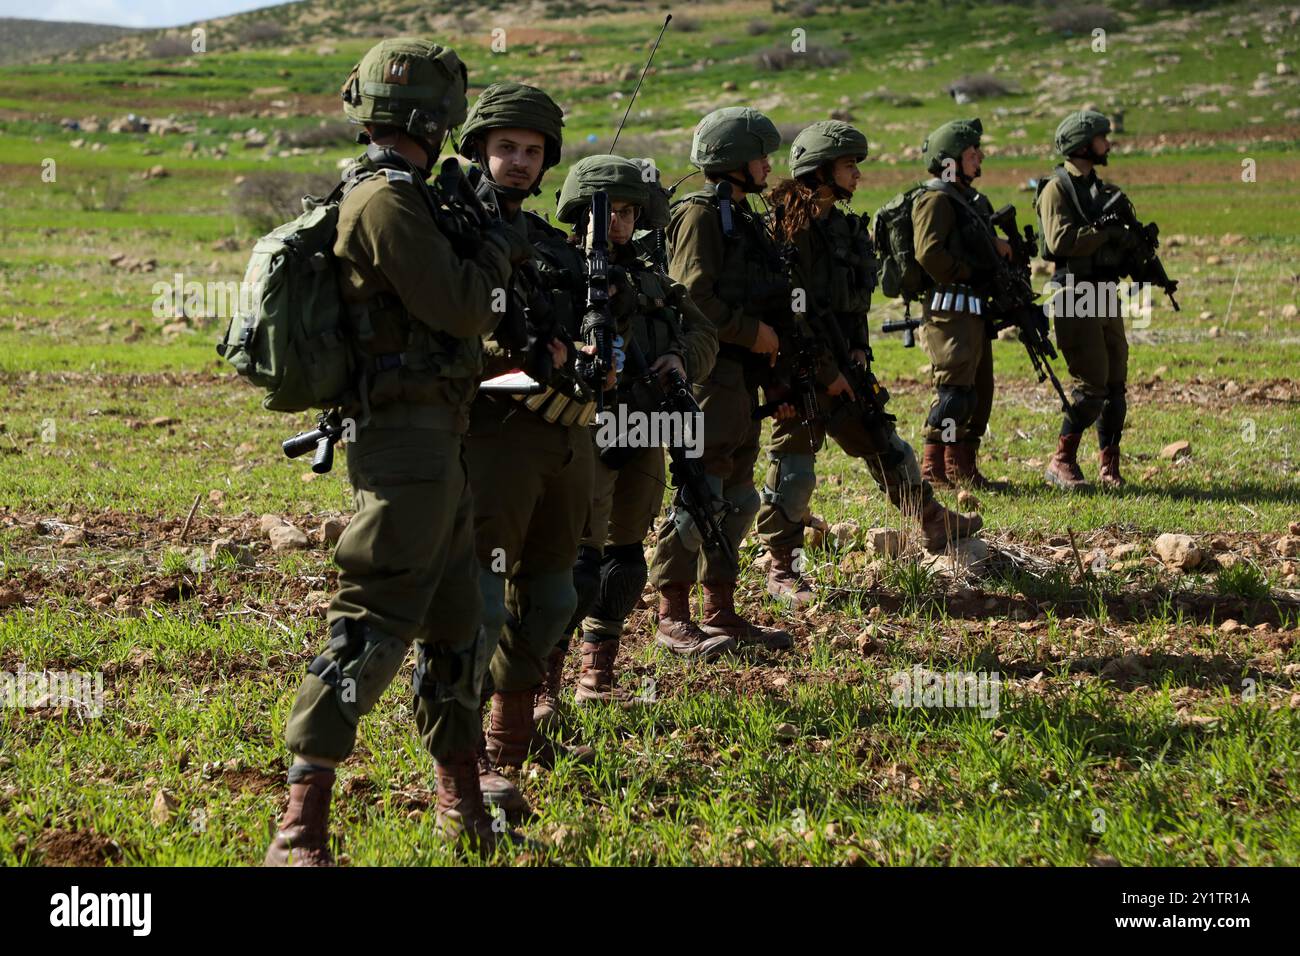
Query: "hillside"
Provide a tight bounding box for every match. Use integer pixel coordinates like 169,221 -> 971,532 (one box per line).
0,17 -> 141,65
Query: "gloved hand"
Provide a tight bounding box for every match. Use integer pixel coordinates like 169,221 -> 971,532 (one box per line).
485,222 -> 535,266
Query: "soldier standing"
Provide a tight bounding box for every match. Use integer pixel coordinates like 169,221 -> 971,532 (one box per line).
265,39 -> 535,864
1037,110 -> 1140,489
457,83 -> 598,794
912,118 -> 1015,492
553,155 -> 718,704
647,106 -> 797,655
757,121 -> 982,604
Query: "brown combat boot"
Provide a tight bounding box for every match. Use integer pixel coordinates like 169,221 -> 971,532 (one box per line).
700,580 -> 793,650
264,767 -> 335,867
435,749 -> 521,854
1045,432 -> 1091,491
921,442 -> 951,488
918,499 -> 983,553
533,644 -> 566,730
475,728 -> 529,819
485,689 -> 593,770
574,638 -> 641,706
1098,446 -> 1125,489
945,441 -> 1010,492
766,547 -> 814,606
654,582 -> 736,660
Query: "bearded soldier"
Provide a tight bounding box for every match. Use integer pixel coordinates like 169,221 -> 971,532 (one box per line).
647,106 -> 796,655
265,39 -> 535,864
551,155 -> 718,704
912,118 -> 1015,492
758,121 -> 982,604
1037,110 -> 1142,490
457,82 -> 599,796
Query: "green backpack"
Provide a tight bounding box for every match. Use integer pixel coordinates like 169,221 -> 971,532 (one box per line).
871,183 -> 930,302
217,181 -> 356,413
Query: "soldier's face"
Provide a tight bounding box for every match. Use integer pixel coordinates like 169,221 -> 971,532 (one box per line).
961,145 -> 983,180
1091,133 -> 1111,164
831,157 -> 861,194
608,200 -> 639,244
746,155 -> 771,187
483,128 -> 547,190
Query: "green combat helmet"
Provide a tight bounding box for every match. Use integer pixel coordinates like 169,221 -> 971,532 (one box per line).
788,120 -> 868,178
690,106 -> 781,174
459,81 -> 565,170
1054,109 -> 1111,157
630,158 -> 671,229
921,117 -> 983,177
339,38 -> 468,147
556,154 -> 650,225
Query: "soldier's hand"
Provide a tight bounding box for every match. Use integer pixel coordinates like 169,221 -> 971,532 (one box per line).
994,237 -> 1014,261
650,352 -> 685,382
826,373 -> 856,402
579,344 -> 617,390
850,349 -> 869,368
773,403 -> 798,422
486,222 -> 535,266
751,321 -> 781,367
546,338 -> 567,369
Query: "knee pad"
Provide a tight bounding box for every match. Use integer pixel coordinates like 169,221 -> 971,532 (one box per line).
877,434 -> 921,490
671,472 -> 725,554
719,482 -> 761,547
760,453 -> 817,524
925,385 -> 976,434
592,542 -> 648,623
568,544 -> 603,632
308,618 -> 407,727
1065,388 -> 1105,432
411,628 -> 491,714
1099,387 -> 1127,439
519,570 -> 578,650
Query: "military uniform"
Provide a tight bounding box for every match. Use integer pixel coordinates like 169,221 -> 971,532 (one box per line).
267,39 -> 532,866
906,118 -> 1010,492
1036,110 -> 1139,489
757,121 -> 980,604
553,155 -> 719,703
647,106 -> 794,654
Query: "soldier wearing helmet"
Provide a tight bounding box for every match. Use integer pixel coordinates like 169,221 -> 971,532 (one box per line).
911,117 -> 1016,492
266,38 -> 535,865
758,121 -> 982,605
646,106 -> 796,656
540,155 -> 718,707
1036,109 -> 1141,490
458,82 -> 606,796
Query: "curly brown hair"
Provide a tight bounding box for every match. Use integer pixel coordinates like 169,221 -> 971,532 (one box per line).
766,176 -> 820,244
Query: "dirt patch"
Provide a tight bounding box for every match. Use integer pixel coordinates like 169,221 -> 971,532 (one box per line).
31,827 -> 124,866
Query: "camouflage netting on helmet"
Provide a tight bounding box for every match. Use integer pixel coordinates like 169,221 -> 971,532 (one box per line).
788,120 -> 868,178
340,38 -> 467,142
459,82 -> 565,169
921,117 -> 982,176
690,106 -> 781,173
1054,110 -> 1111,157
556,154 -> 652,225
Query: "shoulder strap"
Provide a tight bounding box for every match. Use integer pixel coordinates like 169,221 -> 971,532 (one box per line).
1052,165 -> 1090,222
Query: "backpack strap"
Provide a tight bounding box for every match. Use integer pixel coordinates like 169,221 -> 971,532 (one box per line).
1052,165 -> 1091,222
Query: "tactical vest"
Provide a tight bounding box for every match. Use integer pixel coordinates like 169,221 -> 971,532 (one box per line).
674,187 -> 788,324
337,154 -> 486,418
917,179 -> 999,293
617,256 -> 686,371
813,207 -> 877,321
1034,165 -> 1125,278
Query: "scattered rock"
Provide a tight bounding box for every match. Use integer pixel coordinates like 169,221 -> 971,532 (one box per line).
1160,440 -> 1191,461
773,722 -> 799,743
150,789 -> 179,826
60,528 -> 86,547
856,629 -> 883,656
1110,542 -> 1140,560
866,527 -> 903,558
956,490 -> 979,511
0,588 -> 21,609
1218,619 -> 1243,633
268,524 -> 309,552
828,520 -> 859,548
321,517 -> 348,546
1276,536 -> 1300,558
1154,533 -> 1203,571
259,514 -> 288,534
721,80 -> 737,91
209,538 -> 254,566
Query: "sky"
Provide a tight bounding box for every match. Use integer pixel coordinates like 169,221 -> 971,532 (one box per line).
0,0 -> 294,28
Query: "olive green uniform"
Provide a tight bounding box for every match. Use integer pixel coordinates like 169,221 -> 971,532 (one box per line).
912,182 -> 1000,447
578,244 -> 717,643
284,150 -> 515,763
647,187 -> 789,586
466,185 -> 594,693
1035,160 -> 1130,444
756,205 -> 925,551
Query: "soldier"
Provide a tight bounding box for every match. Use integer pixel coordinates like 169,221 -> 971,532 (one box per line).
1036,110 -> 1141,490
265,38 -> 535,865
457,83 -> 598,790
647,106 -> 796,655
553,155 -> 718,704
758,121 -> 982,604
912,118 -> 1015,492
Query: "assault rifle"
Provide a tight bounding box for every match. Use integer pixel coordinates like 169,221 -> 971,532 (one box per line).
751,223 -> 822,442
283,409 -> 345,474
1094,188 -> 1180,311
577,190 -> 617,412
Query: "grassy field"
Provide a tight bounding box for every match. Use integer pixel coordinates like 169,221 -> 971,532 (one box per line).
1,0 -> 1298,866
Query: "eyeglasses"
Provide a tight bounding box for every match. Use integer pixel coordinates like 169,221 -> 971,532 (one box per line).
609,205 -> 641,223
